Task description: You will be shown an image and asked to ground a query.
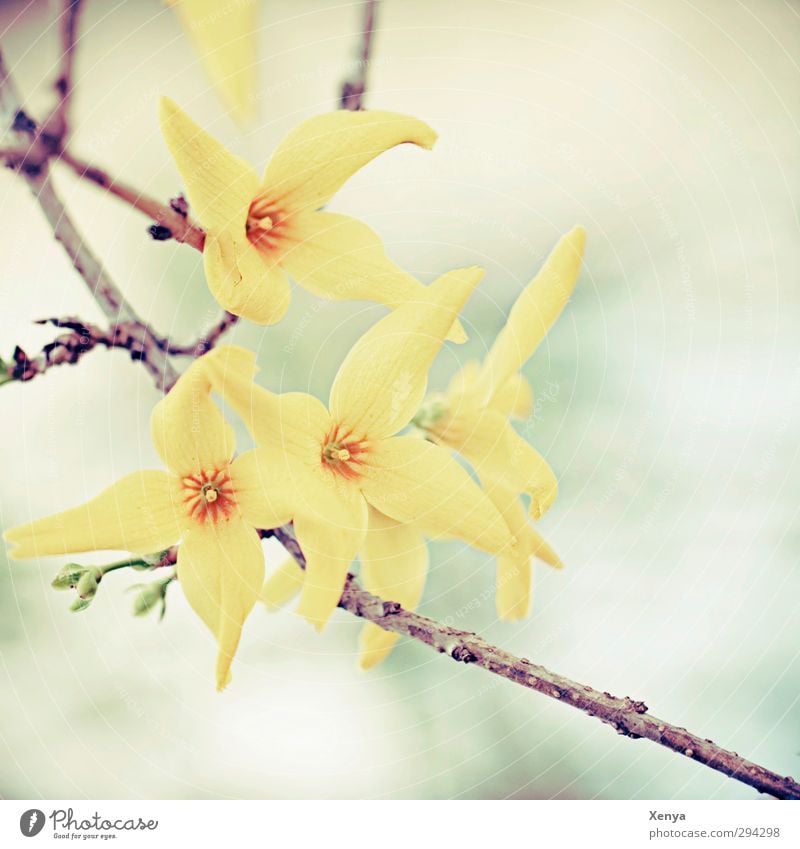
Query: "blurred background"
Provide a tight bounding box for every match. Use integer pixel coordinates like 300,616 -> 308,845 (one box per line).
0,0 -> 798,800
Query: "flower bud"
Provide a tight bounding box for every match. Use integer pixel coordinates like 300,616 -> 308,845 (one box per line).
130,576 -> 172,620
76,568 -> 100,599
51,563 -> 88,591
70,597 -> 92,613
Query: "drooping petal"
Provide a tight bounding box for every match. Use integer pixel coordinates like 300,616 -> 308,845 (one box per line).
485,484 -> 561,621
359,436 -> 512,555
261,110 -> 437,213
259,557 -> 304,610
203,230 -> 291,325
495,552 -> 532,621
294,491 -> 368,631
279,211 -> 464,342
429,407 -> 558,519
151,357 -> 235,477
486,484 -> 561,568
476,226 -> 585,404
170,0 -> 258,125
358,509 -> 428,669
158,97 -> 258,233
4,471 -> 181,559
177,519 -> 265,691
329,267 -> 483,441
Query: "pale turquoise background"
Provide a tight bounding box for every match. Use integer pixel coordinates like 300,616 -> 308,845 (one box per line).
0,0 -> 798,800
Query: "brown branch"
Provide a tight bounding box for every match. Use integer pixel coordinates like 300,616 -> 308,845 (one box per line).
3,317 -> 177,383
340,0 -> 378,111
25,172 -> 179,391
157,311 -> 239,356
39,0 -> 84,150
267,524 -> 800,800
0,51 -> 179,392
59,151 -> 205,250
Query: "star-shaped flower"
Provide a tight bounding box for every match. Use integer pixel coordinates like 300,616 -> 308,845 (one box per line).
201,266 -> 515,630
3,358 -> 290,690
159,99 -> 463,341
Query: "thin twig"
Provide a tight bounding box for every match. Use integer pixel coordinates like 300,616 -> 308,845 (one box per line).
3,317 -> 179,383
59,151 -> 205,250
26,172 -> 178,391
157,311 -> 239,356
39,0 -> 84,149
0,50 -> 179,392
340,0 -> 378,110
268,525 -> 800,800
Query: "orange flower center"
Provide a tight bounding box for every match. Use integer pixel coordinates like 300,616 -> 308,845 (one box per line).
320,425 -> 367,481
182,468 -> 237,525
246,195 -> 286,252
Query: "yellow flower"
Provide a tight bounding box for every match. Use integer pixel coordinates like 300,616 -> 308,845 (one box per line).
202,266 -> 514,631
168,0 -> 258,125
159,99 -> 464,341
416,226 -> 586,619
3,358 -> 291,691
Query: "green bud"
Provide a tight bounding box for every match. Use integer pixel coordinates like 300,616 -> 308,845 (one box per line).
130,575 -> 173,620
51,563 -> 88,590
75,568 -> 101,599
70,596 -> 92,613
412,393 -> 449,430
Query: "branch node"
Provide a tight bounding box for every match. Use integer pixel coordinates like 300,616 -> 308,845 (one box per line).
148,224 -> 173,241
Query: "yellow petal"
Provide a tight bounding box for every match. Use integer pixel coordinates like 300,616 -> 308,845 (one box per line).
279,211 -> 465,342
485,484 -> 561,621
487,484 -> 561,568
170,0 -> 258,125
215,377 -> 331,466
430,407 -> 558,519
358,509 -> 428,669
4,471 -> 181,559
203,230 -> 291,324
495,552 -> 532,621
489,373 -> 534,419
359,436 -> 512,555
195,343 -> 259,388
329,266 -> 483,440
177,520 -> 264,691
259,556 -> 304,610
229,449 -> 296,530
262,110 -> 437,212
294,491 -> 368,631
476,226 -> 585,404
159,98 -> 258,234
150,357 -> 235,477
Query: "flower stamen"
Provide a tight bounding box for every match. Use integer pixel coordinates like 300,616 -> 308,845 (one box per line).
183,469 -> 236,524
321,426 -> 367,480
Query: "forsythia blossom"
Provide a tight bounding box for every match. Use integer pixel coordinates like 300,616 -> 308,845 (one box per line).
416,226 -> 586,620
3,359 -> 292,690
259,228 -> 586,663
201,266 -> 516,631
159,99 -> 463,341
